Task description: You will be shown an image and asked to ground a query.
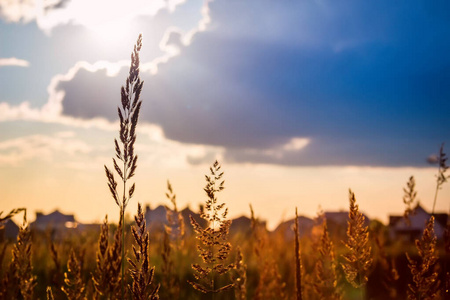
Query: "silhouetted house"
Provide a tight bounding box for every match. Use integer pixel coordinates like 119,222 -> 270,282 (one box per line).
229,216 -> 252,237
144,205 -> 167,231
0,219 -> 19,241
143,204 -> 206,234
389,204 -> 447,242
273,216 -> 315,240
31,210 -> 77,231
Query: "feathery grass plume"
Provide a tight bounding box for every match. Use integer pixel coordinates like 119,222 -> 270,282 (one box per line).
374,233 -> 399,298
48,234 -> 65,299
11,210 -> 36,300
188,160 -> 234,295
294,207 -> 303,300
62,249 -> 86,300
161,181 -> 184,298
403,176 -> 419,226
314,216 -> 342,300
406,216 -> 441,299
104,33 -> 144,297
250,204 -> 287,300
341,190 -> 373,293
106,215 -> 124,299
231,246 -> 247,300
432,143 -> 449,214
92,215 -> 112,299
47,286 -> 54,300
128,203 -> 159,299
164,180 -> 185,244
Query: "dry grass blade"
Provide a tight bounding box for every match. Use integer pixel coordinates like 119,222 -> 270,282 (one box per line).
432,143 -> 449,214
164,180 -> 185,244
250,204 -> 287,300
403,176 -> 419,226
161,180 -> 184,299
314,216 -> 342,300
128,203 -> 159,300
231,247 -> 247,300
294,207 -> 303,300
341,190 -> 373,291
11,210 -> 36,300
47,286 -> 54,300
406,216 -> 441,299
188,160 -> 234,295
104,33 -> 144,298
374,233 -> 399,299
92,215 -> 112,299
62,249 -> 86,300
105,215 -> 124,299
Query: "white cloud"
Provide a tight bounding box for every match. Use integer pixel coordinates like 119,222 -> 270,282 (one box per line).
0,0 -> 36,23
0,0 -> 212,125
0,57 -> 30,67
0,0 -> 187,33
239,137 -> 310,160
0,133 -> 92,166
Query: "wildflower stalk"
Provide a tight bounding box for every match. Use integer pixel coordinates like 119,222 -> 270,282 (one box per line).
432,143 -> 449,214
294,207 -> 303,300
104,34 -> 144,298
188,160 -> 234,296
128,203 -> 159,299
406,216 -> 440,299
342,190 -> 372,298
314,216 -> 342,299
403,176 -> 419,226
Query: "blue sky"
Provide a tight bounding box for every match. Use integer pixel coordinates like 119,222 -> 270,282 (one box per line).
0,0 -> 449,225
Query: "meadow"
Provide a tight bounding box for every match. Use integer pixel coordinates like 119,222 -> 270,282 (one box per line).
1,35 -> 449,300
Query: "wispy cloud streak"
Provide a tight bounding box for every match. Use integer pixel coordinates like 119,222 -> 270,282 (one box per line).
0,57 -> 30,67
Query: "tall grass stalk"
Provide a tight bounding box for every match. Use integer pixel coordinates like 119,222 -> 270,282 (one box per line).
189,160 -> 234,297
128,203 -> 159,299
406,216 -> 440,299
314,216 -> 342,299
342,190 -> 373,299
294,207 -> 303,300
403,176 -> 419,226
432,143 -> 449,214
104,34 -> 144,298
162,181 -> 185,298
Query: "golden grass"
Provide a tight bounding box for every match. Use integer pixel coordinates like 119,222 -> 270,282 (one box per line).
314,216 -> 342,299
62,249 -> 85,300
341,190 -> 373,292
294,207 -> 303,300
406,216 -> 441,299
188,160 -> 234,295
128,203 -> 159,299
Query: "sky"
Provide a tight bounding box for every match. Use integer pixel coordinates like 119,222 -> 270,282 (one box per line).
0,0 -> 449,229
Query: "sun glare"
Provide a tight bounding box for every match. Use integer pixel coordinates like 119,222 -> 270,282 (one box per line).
66,0 -> 167,42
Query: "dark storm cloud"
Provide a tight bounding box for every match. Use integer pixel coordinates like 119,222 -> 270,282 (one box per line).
58,0 -> 450,166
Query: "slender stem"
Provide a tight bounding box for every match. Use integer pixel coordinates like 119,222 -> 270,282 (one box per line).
121,188 -> 126,299
212,204 -> 215,300
358,265 -> 364,300
432,162 -> 441,215
432,183 -> 439,215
